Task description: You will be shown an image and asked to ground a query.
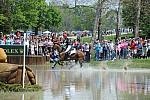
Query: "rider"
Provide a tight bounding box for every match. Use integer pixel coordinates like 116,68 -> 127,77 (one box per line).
50,48 -> 60,69
64,38 -> 72,59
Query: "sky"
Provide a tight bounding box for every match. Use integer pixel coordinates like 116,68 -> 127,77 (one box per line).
45,0 -> 96,6
45,0 -> 119,10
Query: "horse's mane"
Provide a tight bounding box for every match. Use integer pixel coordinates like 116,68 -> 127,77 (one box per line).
53,44 -> 62,53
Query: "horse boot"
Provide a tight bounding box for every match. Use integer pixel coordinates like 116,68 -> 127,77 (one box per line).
65,52 -> 68,60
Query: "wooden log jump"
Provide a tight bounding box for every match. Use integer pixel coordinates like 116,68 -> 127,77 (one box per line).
7,55 -> 47,65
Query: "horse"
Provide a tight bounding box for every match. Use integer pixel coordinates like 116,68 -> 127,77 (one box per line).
52,44 -> 84,68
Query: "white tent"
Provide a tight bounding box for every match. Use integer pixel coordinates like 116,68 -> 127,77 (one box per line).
43,31 -> 51,34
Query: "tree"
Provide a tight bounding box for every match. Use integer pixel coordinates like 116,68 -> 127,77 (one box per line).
122,0 -> 150,37
101,10 -> 116,30
58,5 -> 95,31
93,0 -> 107,42
115,0 -> 121,41
140,0 -> 150,37
122,0 -> 137,35
135,0 -> 141,37
0,0 -> 13,33
46,5 -> 62,32
9,0 -> 62,33
0,14 -> 7,26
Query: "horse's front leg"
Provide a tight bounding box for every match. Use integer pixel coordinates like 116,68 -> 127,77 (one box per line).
52,61 -> 57,69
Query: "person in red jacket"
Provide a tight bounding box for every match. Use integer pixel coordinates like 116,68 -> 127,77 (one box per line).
3,35 -> 6,44
130,39 -> 136,56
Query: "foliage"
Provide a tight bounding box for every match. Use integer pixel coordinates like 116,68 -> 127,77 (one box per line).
0,14 -> 8,26
101,10 -> 116,31
59,5 -> 95,31
45,5 -> 62,31
0,0 -> 62,32
122,0 -> 150,37
0,82 -> 42,92
0,0 -> 13,32
140,0 -> 150,37
122,0 -> 137,29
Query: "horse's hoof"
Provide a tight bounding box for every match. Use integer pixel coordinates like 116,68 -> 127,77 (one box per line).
102,67 -> 106,70
52,67 -> 55,69
124,66 -> 128,70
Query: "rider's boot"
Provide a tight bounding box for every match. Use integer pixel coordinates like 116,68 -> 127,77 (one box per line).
52,66 -> 55,69
65,53 -> 68,60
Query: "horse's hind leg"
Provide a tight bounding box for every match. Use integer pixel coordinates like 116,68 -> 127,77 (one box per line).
58,61 -> 63,69
79,60 -> 83,68
75,59 -> 78,64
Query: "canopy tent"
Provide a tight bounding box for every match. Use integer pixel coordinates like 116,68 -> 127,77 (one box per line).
43,31 -> 51,34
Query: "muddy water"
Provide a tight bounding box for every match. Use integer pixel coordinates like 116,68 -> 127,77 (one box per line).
1,68 -> 150,100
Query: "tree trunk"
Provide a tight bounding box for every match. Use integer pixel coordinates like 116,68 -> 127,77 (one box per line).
115,0 -> 121,41
91,0 -> 107,59
92,0 -> 106,44
97,9 -> 102,40
135,0 -> 141,38
35,27 -> 38,35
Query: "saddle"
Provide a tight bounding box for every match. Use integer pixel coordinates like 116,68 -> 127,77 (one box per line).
65,48 -> 77,60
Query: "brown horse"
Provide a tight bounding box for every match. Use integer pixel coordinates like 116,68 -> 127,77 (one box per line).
53,44 -> 84,68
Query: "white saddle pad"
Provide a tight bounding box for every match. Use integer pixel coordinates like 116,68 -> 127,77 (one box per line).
70,48 -> 76,55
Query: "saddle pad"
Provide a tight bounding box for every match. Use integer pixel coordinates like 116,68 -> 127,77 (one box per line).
70,48 -> 76,55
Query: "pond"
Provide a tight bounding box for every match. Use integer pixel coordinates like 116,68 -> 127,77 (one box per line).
0,67 -> 150,100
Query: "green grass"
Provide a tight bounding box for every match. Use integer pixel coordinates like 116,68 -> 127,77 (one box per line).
128,59 -> 150,68
89,58 -> 150,69
80,33 -> 146,44
120,93 -> 150,100
81,36 -> 92,43
0,82 -> 42,92
104,33 -> 134,41
80,34 -> 133,44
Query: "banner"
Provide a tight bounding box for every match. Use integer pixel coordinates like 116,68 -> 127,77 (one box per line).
0,45 -> 27,55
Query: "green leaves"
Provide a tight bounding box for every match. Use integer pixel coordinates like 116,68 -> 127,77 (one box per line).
0,14 -> 8,25
0,0 -> 62,32
60,5 -> 95,31
122,0 -> 150,36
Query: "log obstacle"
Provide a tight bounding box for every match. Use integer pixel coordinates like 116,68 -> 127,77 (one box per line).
7,55 -> 47,65
0,63 -> 36,85
0,48 -> 36,85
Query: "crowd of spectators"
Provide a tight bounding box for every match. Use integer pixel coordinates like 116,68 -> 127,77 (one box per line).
0,32 -> 91,61
94,38 -> 150,61
0,31 -> 150,62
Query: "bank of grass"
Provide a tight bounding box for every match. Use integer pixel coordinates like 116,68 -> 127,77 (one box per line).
104,33 -> 134,41
80,33 -> 147,43
81,36 -> 92,43
121,93 -> 150,100
0,82 -> 42,92
90,58 -> 150,69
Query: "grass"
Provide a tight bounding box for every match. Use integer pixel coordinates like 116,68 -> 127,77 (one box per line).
80,33 -> 147,43
120,93 -> 150,100
0,82 -> 42,92
81,36 -> 92,43
89,58 -> 150,69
